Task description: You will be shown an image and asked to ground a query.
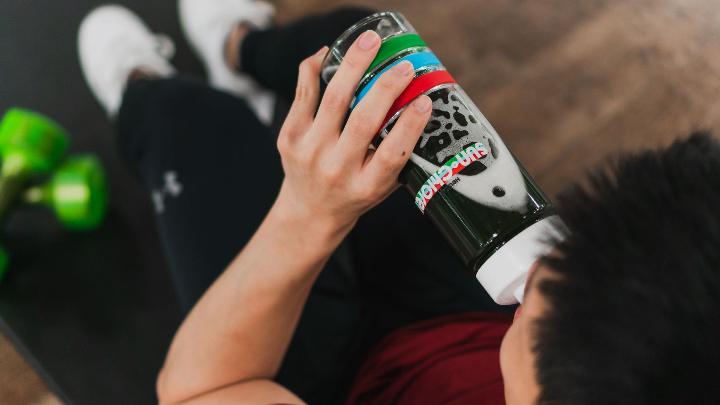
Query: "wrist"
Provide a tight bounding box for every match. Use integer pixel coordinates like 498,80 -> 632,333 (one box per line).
269,191 -> 355,253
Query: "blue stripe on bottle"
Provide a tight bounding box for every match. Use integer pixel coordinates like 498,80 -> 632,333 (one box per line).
352,51 -> 441,108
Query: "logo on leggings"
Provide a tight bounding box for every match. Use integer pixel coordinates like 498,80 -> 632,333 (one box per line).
415,143 -> 488,213
152,171 -> 183,214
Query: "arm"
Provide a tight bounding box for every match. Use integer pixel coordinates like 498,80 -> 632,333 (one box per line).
155,196 -> 342,404
156,30 -> 432,404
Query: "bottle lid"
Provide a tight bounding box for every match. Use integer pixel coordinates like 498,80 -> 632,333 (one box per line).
475,216 -> 562,305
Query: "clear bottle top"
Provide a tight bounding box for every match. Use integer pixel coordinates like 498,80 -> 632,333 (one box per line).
321,11 -> 417,83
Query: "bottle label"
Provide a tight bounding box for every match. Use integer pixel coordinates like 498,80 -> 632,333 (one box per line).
385,86 -> 530,214
415,142 -> 488,212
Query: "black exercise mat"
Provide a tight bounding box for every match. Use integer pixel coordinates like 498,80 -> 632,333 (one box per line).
0,1 -> 210,403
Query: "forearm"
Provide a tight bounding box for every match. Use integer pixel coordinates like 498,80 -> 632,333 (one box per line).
157,191 -> 349,403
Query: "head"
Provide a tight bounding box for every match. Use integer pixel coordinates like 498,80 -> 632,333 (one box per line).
500,132 -> 720,404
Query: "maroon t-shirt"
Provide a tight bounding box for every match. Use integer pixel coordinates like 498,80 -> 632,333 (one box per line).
346,312 -> 511,405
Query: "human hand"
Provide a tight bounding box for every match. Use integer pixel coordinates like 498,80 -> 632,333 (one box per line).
272,31 -> 432,240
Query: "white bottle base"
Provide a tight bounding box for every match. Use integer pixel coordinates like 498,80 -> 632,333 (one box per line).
475,216 -> 563,305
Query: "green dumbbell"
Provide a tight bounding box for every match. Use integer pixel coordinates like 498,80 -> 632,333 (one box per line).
0,109 -> 107,282
23,155 -> 108,231
0,108 -> 69,280
0,108 -> 69,218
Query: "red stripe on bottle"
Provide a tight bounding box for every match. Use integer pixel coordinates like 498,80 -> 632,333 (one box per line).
383,70 -> 456,128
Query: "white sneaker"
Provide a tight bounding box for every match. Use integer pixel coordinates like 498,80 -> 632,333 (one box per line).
78,5 -> 176,117
179,0 -> 276,125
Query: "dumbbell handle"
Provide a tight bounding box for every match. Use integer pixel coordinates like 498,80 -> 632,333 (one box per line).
0,174 -> 25,223
22,186 -> 46,205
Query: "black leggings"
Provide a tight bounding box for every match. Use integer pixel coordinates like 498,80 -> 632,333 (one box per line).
116,7 -> 503,404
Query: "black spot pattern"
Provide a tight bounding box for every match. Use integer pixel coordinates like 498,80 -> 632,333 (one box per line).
452,129 -> 469,140
454,112 -> 468,126
381,87 -> 500,175
488,138 -> 498,159
424,120 -> 442,134
432,109 -> 450,119
464,161 -> 487,175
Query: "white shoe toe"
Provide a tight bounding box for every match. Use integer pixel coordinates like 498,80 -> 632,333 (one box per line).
179,0 -> 276,124
78,5 -> 175,117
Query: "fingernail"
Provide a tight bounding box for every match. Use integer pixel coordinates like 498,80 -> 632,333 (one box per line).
413,96 -> 431,112
392,61 -> 414,76
315,46 -> 328,57
357,30 -> 380,50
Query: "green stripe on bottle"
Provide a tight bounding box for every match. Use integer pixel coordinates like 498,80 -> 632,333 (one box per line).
367,33 -> 427,74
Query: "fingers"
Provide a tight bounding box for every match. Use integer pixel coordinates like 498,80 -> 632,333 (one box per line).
281,46 -> 327,142
364,95 -> 432,181
337,60 -> 415,165
314,30 -> 381,136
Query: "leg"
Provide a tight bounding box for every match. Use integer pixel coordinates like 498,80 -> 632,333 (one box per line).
116,76 -> 283,309
238,6 -> 376,101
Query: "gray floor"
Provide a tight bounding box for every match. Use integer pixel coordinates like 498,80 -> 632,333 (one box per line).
0,1 -> 205,403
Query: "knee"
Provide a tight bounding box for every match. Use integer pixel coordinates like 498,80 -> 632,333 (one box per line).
117,76 -> 207,139
133,77 -> 208,117
117,75 -> 260,143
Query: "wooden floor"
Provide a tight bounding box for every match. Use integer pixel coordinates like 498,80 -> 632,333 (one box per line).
277,0 -> 720,195
4,0 -> 720,402
0,333 -> 59,404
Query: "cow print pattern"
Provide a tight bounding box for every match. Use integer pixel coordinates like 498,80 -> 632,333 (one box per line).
384,86 -> 498,176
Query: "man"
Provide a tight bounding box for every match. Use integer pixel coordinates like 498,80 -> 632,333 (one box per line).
78,1 -> 720,404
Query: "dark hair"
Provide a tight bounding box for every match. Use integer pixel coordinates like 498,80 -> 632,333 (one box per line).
534,132 -> 720,405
